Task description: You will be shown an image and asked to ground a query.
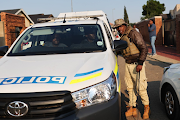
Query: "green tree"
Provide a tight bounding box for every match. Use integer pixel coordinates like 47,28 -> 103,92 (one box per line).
129,23 -> 136,27
141,0 -> 165,20
124,6 -> 129,24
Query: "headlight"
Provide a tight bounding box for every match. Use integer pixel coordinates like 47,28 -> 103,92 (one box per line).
71,72 -> 117,109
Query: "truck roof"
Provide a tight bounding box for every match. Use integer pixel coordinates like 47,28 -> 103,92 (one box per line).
58,10 -> 106,18
32,19 -> 104,28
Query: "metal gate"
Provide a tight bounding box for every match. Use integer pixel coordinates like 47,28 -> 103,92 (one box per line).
164,19 -> 176,46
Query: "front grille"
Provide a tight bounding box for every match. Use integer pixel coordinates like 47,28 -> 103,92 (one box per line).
0,91 -> 76,119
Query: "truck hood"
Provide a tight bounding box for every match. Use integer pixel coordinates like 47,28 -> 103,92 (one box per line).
0,52 -> 115,93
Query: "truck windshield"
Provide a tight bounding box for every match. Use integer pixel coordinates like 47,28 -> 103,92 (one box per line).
8,24 -> 106,56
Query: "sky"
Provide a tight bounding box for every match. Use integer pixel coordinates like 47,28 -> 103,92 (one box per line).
0,0 -> 179,23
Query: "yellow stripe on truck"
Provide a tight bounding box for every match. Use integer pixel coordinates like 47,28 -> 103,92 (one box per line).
70,72 -> 102,84
114,60 -> 118,76
114,57 -> 120,92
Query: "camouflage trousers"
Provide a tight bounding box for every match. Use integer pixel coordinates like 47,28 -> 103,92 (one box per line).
124,62 -> 149,107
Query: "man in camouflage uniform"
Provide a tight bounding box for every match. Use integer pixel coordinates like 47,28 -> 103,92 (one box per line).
114,19 -> 150,119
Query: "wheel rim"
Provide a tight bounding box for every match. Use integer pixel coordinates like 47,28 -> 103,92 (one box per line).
165,91 -> 174,115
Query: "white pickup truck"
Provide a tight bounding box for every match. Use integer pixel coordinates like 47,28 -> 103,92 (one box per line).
0,11 -> 127,120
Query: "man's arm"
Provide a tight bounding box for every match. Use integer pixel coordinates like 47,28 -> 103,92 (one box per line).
132,30 -> 148,72
148,24 -> 156,32
129,30 -> 148,65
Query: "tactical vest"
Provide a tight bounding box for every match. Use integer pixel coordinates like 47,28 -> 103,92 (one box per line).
121,27 -> 140,58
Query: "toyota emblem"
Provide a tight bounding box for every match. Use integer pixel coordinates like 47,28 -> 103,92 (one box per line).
7,101 -> 28,117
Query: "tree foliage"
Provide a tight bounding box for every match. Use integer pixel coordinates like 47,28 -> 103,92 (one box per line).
124,6 -> 129,24
141,0 -> 165,20
129,23 -> 135,27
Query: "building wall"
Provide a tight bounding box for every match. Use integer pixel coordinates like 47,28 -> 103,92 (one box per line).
0,21 -> 5,46
136,16 -> 163,46
18,12 -> 31,27
176,14 -> 180,53
155,16 -> 163,45
173,4 -> 180,19
0,12 -> 25,48
136,19 -> 150,43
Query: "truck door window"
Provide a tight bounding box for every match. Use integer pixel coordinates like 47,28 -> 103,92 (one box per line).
103,23 -> 113,48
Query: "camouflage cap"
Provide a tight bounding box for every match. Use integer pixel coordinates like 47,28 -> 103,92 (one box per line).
114,19 -> 127,28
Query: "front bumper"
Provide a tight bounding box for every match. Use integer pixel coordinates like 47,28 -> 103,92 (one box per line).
58,92 -> 121,120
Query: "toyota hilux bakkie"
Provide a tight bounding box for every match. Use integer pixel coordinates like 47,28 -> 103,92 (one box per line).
0,11 -> 127,120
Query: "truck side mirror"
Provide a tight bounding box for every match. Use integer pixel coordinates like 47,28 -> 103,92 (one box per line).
113,40 -> 127,53
0,46 -> 8,56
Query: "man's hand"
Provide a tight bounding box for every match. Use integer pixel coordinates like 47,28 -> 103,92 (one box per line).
148,24 -> 150,27
136,65 -> 142,72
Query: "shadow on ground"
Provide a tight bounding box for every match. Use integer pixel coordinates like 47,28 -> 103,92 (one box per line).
146,58 -> 170,68
121,81 -> 169,120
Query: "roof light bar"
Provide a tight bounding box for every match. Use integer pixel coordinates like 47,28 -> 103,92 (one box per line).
37,15 -> 103,22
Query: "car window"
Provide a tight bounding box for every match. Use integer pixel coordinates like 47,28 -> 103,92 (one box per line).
8,24 -> 106,56
103,23 -> 114,48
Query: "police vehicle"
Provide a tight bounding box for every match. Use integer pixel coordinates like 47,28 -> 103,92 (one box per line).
0,11 -> 127,120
